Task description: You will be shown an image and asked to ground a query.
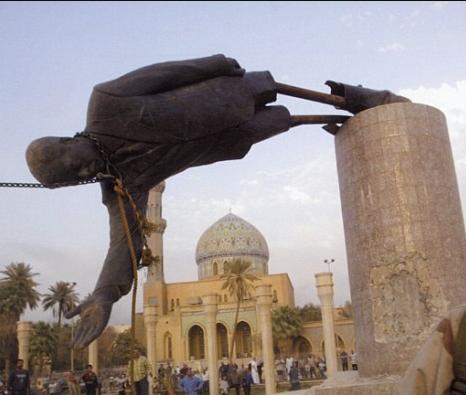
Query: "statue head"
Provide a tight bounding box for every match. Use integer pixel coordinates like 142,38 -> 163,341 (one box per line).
26,136 -> 101,187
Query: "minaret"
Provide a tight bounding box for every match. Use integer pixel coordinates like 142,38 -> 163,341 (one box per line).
144,181 -> 168,315
146,182 -> 167,282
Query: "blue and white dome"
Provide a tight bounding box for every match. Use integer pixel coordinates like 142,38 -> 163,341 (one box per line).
195,213 -> 269,280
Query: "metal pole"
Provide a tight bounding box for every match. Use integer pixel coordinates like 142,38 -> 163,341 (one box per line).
71,322 -> 74,371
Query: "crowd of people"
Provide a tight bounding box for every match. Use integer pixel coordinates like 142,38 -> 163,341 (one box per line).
1,350 -> 358,395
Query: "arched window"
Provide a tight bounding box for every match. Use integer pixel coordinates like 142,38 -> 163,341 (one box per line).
213,262 -> 218,276
188,325 -> 205,359
217,323 -> 229,358
170,299 -> 175,311
176,298 -> 180,307
273,290 -> 278,303
235,321 -> 252,358
293,336 -> 312,358
164,332 -> 173,360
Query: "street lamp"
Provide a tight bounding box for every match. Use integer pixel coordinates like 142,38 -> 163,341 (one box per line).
324,258 -> 335,272
67,282 -> 77,371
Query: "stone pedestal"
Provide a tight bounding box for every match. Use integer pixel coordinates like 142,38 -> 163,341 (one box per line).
88,339 -> 98,374
256,284 -> 276,394
202,294 -> 219,395
144,305 -> 158,395
315,272 -> 338,377
311,371 -> 400,395
17,321 -> 33,369
335,102 -> 466,378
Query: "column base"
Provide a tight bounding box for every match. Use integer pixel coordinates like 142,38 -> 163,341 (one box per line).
280,372 -> 401,395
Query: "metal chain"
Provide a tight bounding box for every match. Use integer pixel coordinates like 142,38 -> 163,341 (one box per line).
0,178 -> 100,188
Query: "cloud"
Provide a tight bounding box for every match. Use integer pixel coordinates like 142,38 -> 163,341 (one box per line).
378,42 -> 405,53
339,11 -> 373,28
399,80 -> 466,209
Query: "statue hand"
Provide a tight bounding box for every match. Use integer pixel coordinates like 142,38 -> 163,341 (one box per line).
65,288 -> 117,348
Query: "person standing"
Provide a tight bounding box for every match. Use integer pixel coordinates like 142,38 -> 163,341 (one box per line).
350,351 -> 358,371
57,372 -> 80,395
241,368 -> 253,395
248,358 -> 260,385
256,360 -> 263,384
227,365 -> 240,395
339,351 -> 349,371
201,369 -> 209,395
289,361 -> 300,391
8,360 -> 30,395
127,350 -> 152,395
285,356 -> 294,378
82,365 -> 99,395
178,369 -> 203,395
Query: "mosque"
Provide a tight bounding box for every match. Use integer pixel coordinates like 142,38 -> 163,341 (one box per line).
134,183 -> 354,366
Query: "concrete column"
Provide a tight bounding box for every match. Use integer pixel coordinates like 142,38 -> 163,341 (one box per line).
146,182 -> 167,282
315,273 -> 338,377
144,305 -> 158,395
202,294 -> 218,395
335,102 -> 466,376
88,339 -> 98,374
255,284 -> 275,394
17,321 -> 33,369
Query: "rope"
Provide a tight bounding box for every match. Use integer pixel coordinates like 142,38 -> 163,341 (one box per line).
114,178 -> 139,395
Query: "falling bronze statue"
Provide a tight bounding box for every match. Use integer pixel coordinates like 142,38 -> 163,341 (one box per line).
26,54 -> 409,348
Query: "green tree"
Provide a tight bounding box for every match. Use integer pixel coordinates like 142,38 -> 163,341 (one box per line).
0,262 -> 40,370
298,303 -> 322,322
220,259 -> 258,360
111,329 -> 145,366
42,281 -> 79,327
272,305 -> 303,357
30,322 -> 57,376
339,300 -> 353,319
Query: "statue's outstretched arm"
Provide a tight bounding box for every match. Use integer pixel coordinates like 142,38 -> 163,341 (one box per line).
94,54 -> 244,97
65,180 -> 148,348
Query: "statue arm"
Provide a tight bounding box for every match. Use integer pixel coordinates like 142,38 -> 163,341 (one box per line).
94,54 -> 245,97
93,181 -> 148,295
65,180 -> 148,348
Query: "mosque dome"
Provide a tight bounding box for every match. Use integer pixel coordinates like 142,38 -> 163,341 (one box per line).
195,213 -> 269,280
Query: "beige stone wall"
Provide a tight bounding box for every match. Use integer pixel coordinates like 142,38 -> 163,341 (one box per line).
138,273 -> 294,365
301,320 -> 355,358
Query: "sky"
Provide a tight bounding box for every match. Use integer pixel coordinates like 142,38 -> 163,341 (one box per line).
1,1 -> 466,325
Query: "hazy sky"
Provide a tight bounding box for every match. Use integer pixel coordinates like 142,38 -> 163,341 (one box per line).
1,1 -> 466,325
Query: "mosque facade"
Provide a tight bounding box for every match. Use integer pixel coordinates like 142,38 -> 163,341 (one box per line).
135,184 -> 354,367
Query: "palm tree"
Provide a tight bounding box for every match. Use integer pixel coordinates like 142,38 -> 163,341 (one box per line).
0,262 -> 40,373
272,305 -> 303,357
0,262 -> 41,319
42,281 -> 79,327
220,259 -> 258,360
